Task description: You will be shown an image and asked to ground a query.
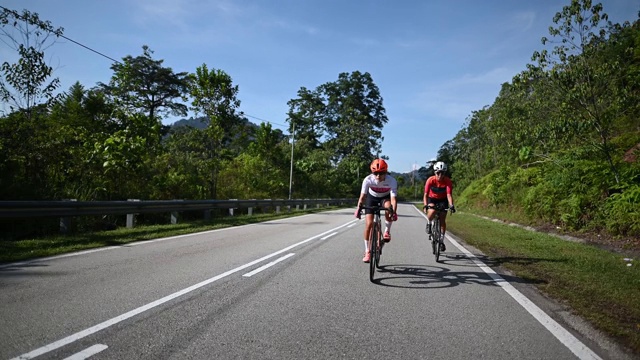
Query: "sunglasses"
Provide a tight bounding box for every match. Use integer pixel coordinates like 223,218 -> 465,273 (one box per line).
373,172 -> 386,176
435,171 -> 444,175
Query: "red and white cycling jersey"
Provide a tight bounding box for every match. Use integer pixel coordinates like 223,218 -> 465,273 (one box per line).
360,174 -> 398,198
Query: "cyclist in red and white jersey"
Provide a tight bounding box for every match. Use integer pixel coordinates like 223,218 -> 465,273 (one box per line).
423,161 -> 456,251
355,158 -> 398,263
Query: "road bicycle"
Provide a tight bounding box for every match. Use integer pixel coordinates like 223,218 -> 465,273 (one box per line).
424,203 -> 451,263
358,204 -> 394,282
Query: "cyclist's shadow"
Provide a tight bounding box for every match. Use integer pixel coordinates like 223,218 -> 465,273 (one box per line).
372,262 -> 524,289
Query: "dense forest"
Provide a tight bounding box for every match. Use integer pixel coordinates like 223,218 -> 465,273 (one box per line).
1,1 -> 639,241
439,1 -> 640,241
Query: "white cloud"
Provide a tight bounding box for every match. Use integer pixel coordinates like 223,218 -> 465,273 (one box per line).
510,11 -> 536,32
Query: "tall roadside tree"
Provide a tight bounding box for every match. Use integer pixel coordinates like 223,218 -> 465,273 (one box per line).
285,71 -> 389,197
188,63 -> 242,199
95,46 -> 191,199
287,87 -> 326,149
516,0 -> 637,183
0,7 -> 63,117
99,45 -> 189,131
321,71 -> 388,194
286,87 -> 330,198
321,71 -> 388,165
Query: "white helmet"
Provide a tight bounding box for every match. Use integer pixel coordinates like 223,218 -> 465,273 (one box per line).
433,161 -> 447,172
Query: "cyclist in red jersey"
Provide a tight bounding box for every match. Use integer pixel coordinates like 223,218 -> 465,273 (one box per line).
423,161 -> 456,251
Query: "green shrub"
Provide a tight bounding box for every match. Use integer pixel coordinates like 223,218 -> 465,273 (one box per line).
523,182 -> 556,222
603,184 -> 640,236
557,194 -> 593,230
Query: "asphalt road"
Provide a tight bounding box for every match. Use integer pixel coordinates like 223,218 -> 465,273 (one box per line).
0,203 -> 613,359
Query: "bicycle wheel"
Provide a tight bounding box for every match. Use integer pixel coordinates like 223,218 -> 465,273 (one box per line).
433,216 -> 441,262
369,219 -> 377,282
375,221 -> 383,269
429,223 -> 436,255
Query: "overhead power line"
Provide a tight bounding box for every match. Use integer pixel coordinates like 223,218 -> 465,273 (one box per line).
1,5 -> 289,128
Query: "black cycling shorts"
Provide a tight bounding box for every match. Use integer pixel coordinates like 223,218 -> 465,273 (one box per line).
427,197 -> 448,211
364,193 -> 391,215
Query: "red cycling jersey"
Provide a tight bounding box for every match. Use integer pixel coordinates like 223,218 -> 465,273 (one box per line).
424,175 -> 453,200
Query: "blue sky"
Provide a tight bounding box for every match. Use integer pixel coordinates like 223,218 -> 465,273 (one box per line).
3,0 -> 639,173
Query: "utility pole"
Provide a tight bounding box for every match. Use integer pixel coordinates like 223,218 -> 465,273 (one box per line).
288,121 -> 295,200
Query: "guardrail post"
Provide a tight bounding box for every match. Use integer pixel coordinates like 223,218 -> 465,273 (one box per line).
248,207 -> 253,216
229,199 -> 237,216
171,211 -> 178,224
59,199 -> 77,234
276,206 -> 281,214
296,204 -> 300,210
127,199 -> 140,228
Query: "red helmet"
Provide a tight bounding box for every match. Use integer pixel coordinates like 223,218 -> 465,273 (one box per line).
370,158 -> 388,173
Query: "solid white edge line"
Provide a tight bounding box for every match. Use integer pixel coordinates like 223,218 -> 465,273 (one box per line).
412,206 -> 602,360
242,253 -> 295,277
10,218 -> 357,360
62,344 -> 108,360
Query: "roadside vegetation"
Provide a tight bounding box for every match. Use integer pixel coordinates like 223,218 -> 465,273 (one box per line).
443,211 -> 640,355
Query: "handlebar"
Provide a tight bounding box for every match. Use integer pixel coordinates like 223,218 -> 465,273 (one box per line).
358,204 -> 394,215
423,204 -> 451,212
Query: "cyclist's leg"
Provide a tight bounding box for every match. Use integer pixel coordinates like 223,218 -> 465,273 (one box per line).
362,194 -> 377,261
364,213 -> 374,250
426,200 -> 436,233
440,211 -> 448,234
435,200 -> 448,251
382,196 -> 392,241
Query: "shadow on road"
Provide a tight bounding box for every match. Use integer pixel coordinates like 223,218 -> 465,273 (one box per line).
371,253 -> 549,289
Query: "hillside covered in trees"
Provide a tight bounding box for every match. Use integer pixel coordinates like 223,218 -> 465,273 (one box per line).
436,1 -> 640,245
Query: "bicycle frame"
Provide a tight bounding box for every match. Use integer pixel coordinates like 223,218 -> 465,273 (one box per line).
359,204 -> 393,282
424,204 -> 450,262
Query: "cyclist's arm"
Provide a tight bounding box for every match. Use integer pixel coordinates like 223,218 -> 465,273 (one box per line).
446,180 -> 454,208
423,181 -> 431,208
390,195 -> 398,214
357,192 -> 367,209
357,178 -> 369,209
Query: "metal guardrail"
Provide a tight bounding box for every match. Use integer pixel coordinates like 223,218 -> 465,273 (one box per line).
0,198 -> 357,218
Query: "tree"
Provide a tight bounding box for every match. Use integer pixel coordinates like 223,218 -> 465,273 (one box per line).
321,71 -> 388,165
188,63 -> 242,199
99,45 -> 189,123
286,87 -> 326,149
284,71 -> 389,197
0,7 -> 64,116
248,122 -> 286,162
518,0 -> 637,183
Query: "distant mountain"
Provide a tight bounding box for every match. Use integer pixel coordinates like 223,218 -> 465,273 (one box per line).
170,116 -> 209,130
168,116 -> 262,132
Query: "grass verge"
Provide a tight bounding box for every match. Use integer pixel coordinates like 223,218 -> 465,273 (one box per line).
440,209 -> 640,355
0,207 -> 342,264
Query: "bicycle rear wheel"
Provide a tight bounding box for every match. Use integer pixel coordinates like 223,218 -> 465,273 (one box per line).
369,221 -> 377,282
429,223 -> 436,254
375,222 -> 382,269
433,217 -> 441,262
